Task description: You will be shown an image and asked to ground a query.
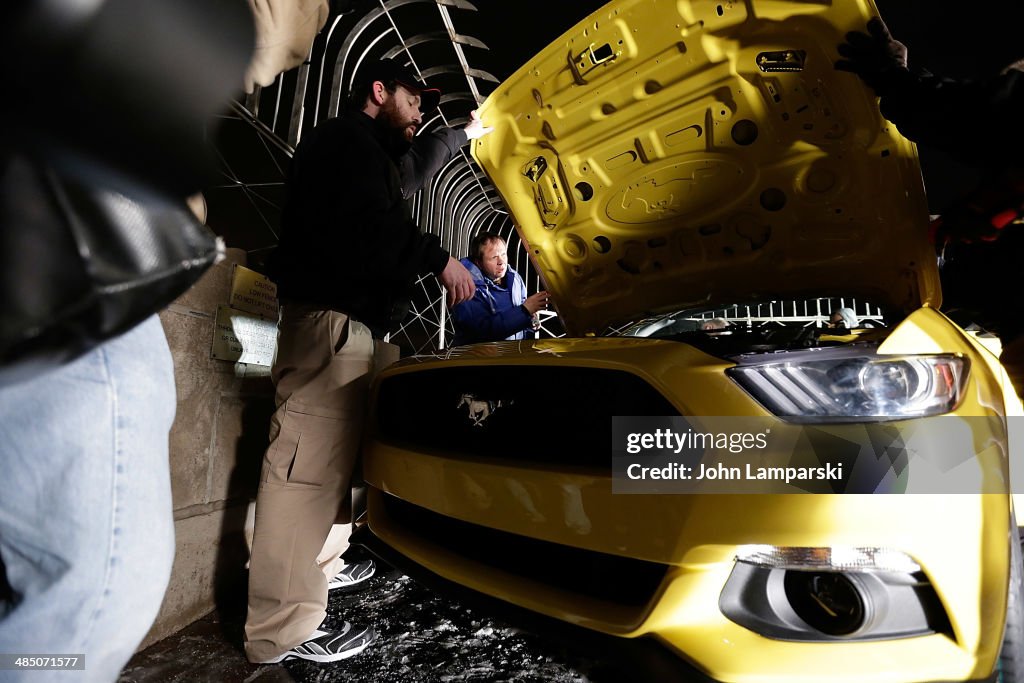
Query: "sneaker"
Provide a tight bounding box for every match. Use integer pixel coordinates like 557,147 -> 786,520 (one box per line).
259,622 -> 376,663
328,558 -> 376,590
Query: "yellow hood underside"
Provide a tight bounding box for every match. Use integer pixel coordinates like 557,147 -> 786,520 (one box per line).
471,0 -> 940,335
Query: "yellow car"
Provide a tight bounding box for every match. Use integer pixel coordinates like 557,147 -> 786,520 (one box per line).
360,0 -> 1024,680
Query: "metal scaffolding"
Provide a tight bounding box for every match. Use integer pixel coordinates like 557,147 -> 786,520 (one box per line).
214,0 -> 560,354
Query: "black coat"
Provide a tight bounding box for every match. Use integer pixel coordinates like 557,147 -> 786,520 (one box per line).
877,67 -> 1024,168
269,110 -> 466,332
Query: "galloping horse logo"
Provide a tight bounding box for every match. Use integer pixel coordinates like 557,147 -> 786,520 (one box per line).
456,393 -> 509,427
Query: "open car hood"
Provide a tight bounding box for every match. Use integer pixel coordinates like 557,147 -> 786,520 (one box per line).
472,0 -> 939,335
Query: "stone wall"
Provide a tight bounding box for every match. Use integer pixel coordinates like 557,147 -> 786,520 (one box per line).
140,249 -> 275,649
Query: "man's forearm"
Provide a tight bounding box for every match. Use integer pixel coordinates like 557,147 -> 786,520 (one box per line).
400,127 -> 469,197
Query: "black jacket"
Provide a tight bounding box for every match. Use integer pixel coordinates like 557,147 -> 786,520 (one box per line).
268,110 -> 467,332
877,67 -> 1024,168
876,67 -> 1024,339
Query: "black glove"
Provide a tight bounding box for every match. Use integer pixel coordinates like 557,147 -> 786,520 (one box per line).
835,17 -> 910,95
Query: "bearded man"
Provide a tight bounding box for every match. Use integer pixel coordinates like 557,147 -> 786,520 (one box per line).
244,58 -> 490,664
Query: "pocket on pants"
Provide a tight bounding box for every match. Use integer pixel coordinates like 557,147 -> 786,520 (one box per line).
263,409 -> 360,488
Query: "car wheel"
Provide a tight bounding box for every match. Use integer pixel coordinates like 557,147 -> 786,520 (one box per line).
996,524 -> 1024,683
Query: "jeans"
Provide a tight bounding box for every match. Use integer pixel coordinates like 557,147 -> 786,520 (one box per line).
0,315 -> 176,682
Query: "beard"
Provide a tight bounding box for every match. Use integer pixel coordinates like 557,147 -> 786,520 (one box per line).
376,98 -> 416,156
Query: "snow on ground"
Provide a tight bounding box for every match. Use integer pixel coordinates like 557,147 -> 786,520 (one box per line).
283,569 -> 602,682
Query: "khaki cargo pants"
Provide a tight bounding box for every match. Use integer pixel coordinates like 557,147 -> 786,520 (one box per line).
244,302 -> 397,662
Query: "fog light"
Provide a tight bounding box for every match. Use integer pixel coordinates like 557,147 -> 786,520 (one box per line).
721,550 -> 948,642
784,571 -> 867,635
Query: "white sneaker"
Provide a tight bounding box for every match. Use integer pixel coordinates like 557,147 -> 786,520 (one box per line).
328,558 -> 376,590
256,621 -> 376,663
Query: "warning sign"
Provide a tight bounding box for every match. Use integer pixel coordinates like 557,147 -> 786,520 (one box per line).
229,264 -> 279,320
211,305 -> 278,366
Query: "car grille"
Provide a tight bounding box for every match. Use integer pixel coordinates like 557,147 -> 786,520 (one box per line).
374,365 -> 679,466
379,491 -> 669,612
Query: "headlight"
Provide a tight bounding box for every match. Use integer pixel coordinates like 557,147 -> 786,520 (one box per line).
727,352 -> 967,421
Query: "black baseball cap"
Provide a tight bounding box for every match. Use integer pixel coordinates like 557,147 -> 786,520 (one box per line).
360,58 -> 441,112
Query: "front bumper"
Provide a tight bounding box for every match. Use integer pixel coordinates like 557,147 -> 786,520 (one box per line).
363,441 -> 1009,683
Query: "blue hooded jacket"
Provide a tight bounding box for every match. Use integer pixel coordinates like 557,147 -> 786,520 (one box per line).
451,257 -> 533,345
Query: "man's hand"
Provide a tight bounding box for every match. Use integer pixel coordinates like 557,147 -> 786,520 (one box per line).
464,109 -> 494,141
835,17 -> 909,95
438,257 -> 476,307
522,290 -> 551,315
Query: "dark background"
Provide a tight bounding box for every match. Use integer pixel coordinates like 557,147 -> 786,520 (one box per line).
856,1 -> 1024,212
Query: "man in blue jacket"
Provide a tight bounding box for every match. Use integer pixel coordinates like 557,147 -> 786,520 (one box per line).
452,232 -> 550,345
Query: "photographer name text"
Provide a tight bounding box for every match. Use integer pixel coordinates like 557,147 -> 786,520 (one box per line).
626,461 -> 844,484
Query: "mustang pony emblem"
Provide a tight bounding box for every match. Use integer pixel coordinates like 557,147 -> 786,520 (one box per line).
457,393 -> 508,427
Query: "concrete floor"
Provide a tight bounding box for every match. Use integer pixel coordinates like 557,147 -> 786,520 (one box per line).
118,609 -> 295,683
